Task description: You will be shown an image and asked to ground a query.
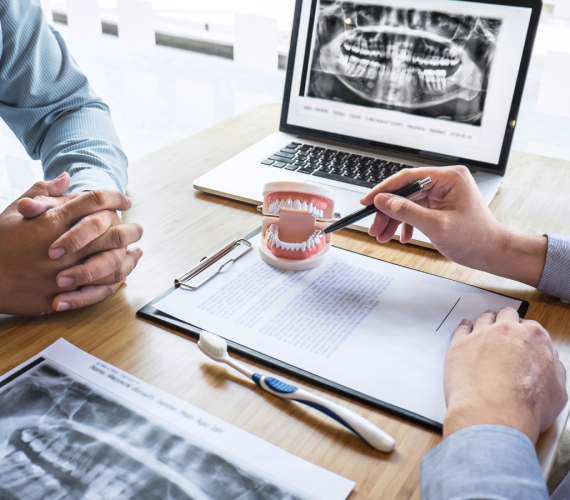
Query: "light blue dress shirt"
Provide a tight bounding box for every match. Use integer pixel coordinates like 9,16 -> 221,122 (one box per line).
0,0 -> 127,193
422,233 -> 570,499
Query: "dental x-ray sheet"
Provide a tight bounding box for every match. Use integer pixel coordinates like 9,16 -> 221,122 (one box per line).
0,339 -> 354,500
307,2 -> 502,125
154,234 -> 524,426
286,0 -> 533,164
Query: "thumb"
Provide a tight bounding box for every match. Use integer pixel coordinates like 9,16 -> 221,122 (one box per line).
374,193 -> 440,231
18,172 -> 70,201
16,173 -> 71,218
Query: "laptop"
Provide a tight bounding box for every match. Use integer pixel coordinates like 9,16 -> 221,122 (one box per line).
194,0 -> 541,247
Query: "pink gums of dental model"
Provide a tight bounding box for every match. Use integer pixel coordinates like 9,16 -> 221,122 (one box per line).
260,181 -> 336,271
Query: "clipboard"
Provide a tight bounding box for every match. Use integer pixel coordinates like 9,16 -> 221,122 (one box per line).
137,228 -> 529,433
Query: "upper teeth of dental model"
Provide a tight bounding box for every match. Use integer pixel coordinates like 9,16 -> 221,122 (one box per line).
267,224 -> 323,251
268,198 -> 324,218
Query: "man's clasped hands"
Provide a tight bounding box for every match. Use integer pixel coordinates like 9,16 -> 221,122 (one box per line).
0,172 -> 143,316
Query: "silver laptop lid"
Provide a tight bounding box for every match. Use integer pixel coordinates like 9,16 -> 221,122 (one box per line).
280,0 -> 542,175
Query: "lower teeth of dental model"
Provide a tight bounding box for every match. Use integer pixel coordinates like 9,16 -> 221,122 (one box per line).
267,225 -> 323,251
268,199 -> 324,218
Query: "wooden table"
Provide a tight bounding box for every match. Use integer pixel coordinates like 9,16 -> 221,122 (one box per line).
2,103 -> 570,499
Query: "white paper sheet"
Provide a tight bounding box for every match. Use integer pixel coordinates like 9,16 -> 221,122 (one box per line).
155,234 -> 523,424
0,339 -> 354,500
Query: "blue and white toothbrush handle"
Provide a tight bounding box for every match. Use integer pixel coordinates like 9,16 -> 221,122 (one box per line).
252,373 -> 395,453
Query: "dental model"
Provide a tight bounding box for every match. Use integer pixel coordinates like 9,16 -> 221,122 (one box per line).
260,181 -> 335,271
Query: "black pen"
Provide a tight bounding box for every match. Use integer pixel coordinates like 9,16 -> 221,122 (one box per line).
323,177 -> 432,235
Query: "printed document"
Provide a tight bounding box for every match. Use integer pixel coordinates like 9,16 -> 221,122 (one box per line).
0,339 -> 354,500
155,234 -> 522,424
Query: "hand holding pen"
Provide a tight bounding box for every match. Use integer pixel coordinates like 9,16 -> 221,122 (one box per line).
324,177 -> 432,235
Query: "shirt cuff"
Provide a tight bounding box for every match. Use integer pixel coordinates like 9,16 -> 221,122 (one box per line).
538,234 -> 570,303
421,425 -> 548,500
66,167 -> 123,193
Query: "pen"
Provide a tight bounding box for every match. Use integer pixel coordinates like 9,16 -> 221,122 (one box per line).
323,177 -> 432,234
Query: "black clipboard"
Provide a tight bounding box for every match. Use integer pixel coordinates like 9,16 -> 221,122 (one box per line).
137,228 -> 529,433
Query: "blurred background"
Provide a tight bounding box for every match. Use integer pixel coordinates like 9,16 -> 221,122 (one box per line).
1,0 -> 570,210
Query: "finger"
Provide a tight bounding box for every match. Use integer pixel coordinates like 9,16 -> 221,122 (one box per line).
453,319 -> 474,339
400,223 -> 415,244
16,172 -> 70,202
371,193 -> 442,234
53,282 -> 124,312
369,211 -> 392,238
18,193 -> 79,219
495,307 -> 522,324
81,222 -> 144,256
57,247 -> 142,287
360,167 -> 442,206
49,209 -> 121,259
88,248 -> 142,285
56,247 -> 127,288
473,309 -> 498,328
376,218 -> 402,244
53,190 -> 132,227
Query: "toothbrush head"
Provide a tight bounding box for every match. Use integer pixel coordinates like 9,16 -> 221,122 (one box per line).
198,331 -> 229,362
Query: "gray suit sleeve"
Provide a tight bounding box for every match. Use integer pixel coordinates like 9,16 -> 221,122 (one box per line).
421,425 -> 548,500
538,234 -> 570,302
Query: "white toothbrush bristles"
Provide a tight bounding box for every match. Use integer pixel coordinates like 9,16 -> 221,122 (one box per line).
198,331 -> 228,360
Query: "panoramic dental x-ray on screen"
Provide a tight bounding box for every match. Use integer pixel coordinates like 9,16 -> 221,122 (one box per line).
308,2 -> 502,125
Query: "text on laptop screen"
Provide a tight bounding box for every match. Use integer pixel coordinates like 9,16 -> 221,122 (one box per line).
285,0 -> 533,165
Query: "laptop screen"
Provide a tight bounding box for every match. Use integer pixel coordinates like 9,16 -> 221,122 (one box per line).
282,0 -> 538,173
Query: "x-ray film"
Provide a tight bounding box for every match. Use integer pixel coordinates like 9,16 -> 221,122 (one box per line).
0,339 -> 354,500
305,1 -> 503,125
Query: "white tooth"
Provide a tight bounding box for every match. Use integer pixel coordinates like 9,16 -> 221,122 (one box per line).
308,202 -> 314,213
301,201 -> 308,211
276,240 -> 281,249
285,243 -> 292,251
21,429 -> 38,443
285,198 -> 293,209
307,239 -> 313,248
12,451 -> 30,464
295,243 -> 301,251
293,199 -> 301,210
30,439 -> 47,453
301,242 -> 307,251
40,448 -> 58,463
280,199 -> 286,209
319,209 -> 324,218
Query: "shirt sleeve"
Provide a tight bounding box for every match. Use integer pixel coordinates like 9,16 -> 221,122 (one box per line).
538,234 -> 570,303
0,0 -> 128,193
421,425 -> 548,500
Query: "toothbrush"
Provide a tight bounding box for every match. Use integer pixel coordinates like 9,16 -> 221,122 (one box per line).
197,331 -> 396,453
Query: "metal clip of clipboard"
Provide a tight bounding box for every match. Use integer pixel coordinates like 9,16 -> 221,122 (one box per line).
175,238 -> 253,291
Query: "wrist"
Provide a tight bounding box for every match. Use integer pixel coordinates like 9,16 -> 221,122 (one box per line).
481,227 -> 547,287
444,401 -> 539,443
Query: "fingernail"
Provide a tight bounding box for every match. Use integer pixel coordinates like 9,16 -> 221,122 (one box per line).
460,319 -> 473,327
49,247 -> 66,259
136,248 -> 143,257
56,172 -> 67,180
58,276 -> 74,287
485,309 -> 496,315
57,302 -> 70,311
126,197 -> 132,208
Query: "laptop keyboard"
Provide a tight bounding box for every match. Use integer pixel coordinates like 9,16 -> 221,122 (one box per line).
261,142 -> 414,189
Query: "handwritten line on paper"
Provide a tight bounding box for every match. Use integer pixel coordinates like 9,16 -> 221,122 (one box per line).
436,298 -> 461,332
258,263 -> 393,358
